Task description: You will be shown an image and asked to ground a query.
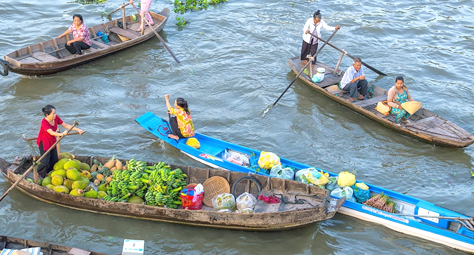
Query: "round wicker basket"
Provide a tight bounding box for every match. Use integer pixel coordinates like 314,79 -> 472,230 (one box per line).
202,176 -> 230,207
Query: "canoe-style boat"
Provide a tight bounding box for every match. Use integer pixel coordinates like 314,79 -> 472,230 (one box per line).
0,156 -> 344,231
136,112 -> 474,253
286,56 -> 474,147
0,235 -> 108,255
0,8 -> 169,76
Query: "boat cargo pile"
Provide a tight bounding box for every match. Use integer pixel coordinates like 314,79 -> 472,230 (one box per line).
0,155 -> 344,231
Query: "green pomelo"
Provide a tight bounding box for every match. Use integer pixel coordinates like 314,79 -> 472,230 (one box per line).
98,191 -> 107,198
42,177 -> 52,187
69,189 -> 84,196
37,179 -> 43,186
98,184 -> 107,192
53,158 -> 69,171
64,160 -> 81,171
80,163 -> 90,171
79,176 -> 90,185
72,180 -> 87,190
84,190 -> 98,198
53,185 -> 69,194
51,175 -> 64,186
46,184 -> 55,190
50,169 -> 66,178
58,152 -> 74,160
63,179 -> 74,190
66,168 -> 81,181
128,196 -> 144,204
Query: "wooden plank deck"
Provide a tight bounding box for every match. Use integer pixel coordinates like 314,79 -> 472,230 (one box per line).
108,27 -> 139,40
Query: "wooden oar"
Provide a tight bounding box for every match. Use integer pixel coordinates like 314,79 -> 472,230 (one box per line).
309,34 -> 386,76
107,2 -> 130,18
0,121 -> 79,203
272,29 -> 339,107
22,131 -> 83,141
129,2 -> 181,63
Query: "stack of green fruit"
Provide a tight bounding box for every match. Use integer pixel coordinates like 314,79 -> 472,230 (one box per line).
41,152 -> 100,199
104,159 -> 187,208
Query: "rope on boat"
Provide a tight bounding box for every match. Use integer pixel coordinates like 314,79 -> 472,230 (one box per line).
0,59 -> 9,76
273,193 -> 326,208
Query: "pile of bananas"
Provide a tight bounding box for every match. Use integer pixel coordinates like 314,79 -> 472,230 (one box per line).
104,159 -> 187,208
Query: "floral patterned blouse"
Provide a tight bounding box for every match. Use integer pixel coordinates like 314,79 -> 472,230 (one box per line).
168,107 -> 195,137
68,23 -> 92,46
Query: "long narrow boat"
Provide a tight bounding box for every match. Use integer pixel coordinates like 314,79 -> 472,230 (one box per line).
0,235 -> 108,255
136,112 -> 474,253
0,156 -> 343,231
286,57 -> 474,147
0,8 -> 169,76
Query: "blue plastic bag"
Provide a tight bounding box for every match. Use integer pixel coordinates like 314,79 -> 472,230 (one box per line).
352,184 -> 370,203
326,176 -> 338,191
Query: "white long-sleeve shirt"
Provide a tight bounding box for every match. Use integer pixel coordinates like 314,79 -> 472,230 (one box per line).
302,18 -> 336,44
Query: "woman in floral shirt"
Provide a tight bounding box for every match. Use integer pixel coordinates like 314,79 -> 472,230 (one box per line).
165,94 -> 195,140
58,14 -> 92,56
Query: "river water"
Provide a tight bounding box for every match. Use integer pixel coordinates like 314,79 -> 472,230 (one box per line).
1,0 -> 473,254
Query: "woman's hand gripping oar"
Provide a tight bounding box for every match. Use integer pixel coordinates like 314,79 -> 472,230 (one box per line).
268,28 -> 340,111
0,121 -> 80,203
129,2 -> 181,63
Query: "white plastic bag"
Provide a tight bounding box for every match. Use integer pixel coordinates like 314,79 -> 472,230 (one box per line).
236,192 -> 257,210
295,168 -> 329,186
269,165 -> 295,180
212,193 -> 236,211
223,150 -> 250,167
331,187 -> 354,201
326,177 -> 338,191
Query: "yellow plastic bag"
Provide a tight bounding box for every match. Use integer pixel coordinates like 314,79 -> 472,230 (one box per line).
355,182 -> 369,190
303,169 -> 329,186
337,171 -> 356,187
186,138 -> 200,149
257,151 -> 281,169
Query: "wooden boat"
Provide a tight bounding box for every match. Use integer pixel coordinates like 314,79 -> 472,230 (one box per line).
0,8 -> 170,76
0,235 -> 108,255
286,56 -> 474,147
136,112 -> 474,253
0,156 -> 344,231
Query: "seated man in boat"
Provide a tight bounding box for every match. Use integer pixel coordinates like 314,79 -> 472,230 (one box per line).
57,14 -> 92,56
339,58 -> 368,102
387,76 -> 415,123
164,94 -> 195,140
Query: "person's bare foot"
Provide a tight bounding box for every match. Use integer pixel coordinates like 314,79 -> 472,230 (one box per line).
349,97 -> 355,103
358,94 -> 364,100
168,134 -> 179,140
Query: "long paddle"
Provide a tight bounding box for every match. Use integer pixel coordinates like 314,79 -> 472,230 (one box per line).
309,34 -> 386,76
22,131 -> 83,141
130,2 -> 181,63
272,29 -> 339,107
0,121 -> 79,203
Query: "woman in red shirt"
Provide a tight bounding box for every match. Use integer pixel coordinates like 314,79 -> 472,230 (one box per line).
36,105 -> 85,178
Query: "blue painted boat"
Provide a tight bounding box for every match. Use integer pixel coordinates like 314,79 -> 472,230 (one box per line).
136,111 -> 474,253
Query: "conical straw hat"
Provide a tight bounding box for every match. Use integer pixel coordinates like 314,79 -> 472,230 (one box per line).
401,101 -> 422,115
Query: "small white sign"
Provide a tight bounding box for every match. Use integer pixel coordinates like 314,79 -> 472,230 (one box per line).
122,239 -> 145,255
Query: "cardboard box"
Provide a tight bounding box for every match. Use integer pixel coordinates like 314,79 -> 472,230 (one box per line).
122,239 -> 144,255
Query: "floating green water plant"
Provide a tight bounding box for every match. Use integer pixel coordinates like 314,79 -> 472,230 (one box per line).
174,0 -> 228,28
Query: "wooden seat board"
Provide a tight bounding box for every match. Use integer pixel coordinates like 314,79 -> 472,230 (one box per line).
108,27 -> 139,40
32,52 -> 58,62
